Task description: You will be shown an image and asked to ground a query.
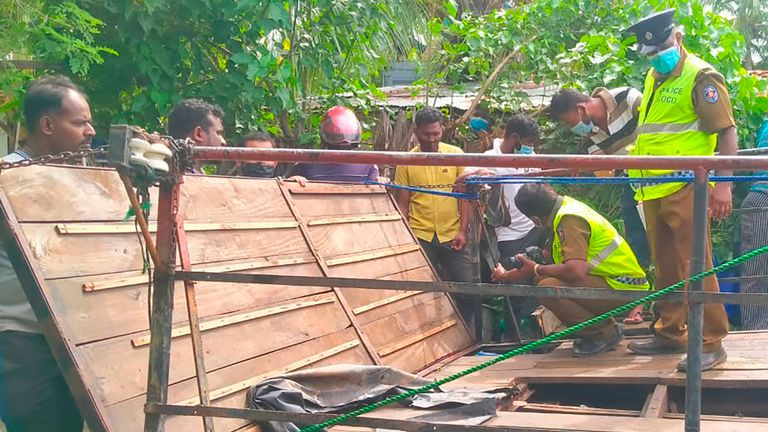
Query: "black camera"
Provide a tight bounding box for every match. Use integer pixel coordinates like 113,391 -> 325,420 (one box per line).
499,246 -> 546,270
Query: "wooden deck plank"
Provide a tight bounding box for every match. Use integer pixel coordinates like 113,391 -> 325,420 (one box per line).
427,332 -> 768,390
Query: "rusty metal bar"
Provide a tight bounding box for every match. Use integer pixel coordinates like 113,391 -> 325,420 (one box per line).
175,271 -> 768,305
191,147 -> 768,171
685,169 -> 709,432
145,403 -> 566,432
144,179 -> 181,432
175,219 -> 215,432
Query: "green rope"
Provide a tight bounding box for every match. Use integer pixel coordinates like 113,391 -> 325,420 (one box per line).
123,201 -> 152,221
299,244 -> 768,432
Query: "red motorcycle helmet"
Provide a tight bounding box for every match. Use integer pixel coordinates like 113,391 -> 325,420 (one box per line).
319,106 -> 362,147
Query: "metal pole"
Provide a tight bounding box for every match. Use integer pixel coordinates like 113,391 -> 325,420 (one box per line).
685,168 -> 708,432
144,179 -> 181,432
190,147 -> 768,172
469,209 -> 483,342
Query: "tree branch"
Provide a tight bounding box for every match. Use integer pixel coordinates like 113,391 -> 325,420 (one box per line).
446,45 -> 523,132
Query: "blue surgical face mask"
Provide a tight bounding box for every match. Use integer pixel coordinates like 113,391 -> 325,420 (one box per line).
649,45 -> 681,75
570,109 -> 594,136
469,117 -> 490,133
516,144 -> 534,155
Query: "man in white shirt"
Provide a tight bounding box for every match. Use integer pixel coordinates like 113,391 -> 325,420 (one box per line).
459,114 -> 549,260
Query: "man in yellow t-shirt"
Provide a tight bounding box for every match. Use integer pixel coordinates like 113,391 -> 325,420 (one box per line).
394,108 -> 473,321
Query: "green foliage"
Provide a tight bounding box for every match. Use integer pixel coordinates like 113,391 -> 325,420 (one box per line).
72,0 -> 424,144
0,0 -> 114,134
423,0 -> 767,261
424,0 -> 768,145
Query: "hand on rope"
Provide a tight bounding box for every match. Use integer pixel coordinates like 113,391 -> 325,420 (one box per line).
297,243 -> 768,432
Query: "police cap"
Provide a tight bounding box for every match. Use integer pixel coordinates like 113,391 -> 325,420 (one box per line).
625,8 -> 676,54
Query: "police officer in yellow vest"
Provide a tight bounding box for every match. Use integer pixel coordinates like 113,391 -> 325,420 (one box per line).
624,9 -> 736,371
493,184 -> 650,357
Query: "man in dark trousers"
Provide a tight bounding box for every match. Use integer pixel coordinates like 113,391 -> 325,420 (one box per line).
1,75 -> 94,431
394,108 -> 474,322
624,9 -> 737,371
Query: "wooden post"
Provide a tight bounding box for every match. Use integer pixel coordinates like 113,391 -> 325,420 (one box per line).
176,218 -> 215,431
144,179 -> 181,432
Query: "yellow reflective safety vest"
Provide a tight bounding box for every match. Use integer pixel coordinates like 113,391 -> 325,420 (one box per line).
551,197 -> 650,291
629,53 -> 718,201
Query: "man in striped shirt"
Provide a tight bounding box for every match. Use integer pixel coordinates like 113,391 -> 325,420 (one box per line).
548,87 -> 651,323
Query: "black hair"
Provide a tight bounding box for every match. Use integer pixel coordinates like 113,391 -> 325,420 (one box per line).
515,183 -> 560,219
504,114 -> 540,140
239,131 -> 275,147
547,88 -> 590,122
414,107 -> 443,127
23,75 -> 85,132
167,98 -> 225,139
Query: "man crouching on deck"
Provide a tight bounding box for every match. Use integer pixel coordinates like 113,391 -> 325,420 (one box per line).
492,184 -> 650,357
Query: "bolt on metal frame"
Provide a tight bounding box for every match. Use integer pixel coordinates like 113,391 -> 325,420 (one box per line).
101,148 -> 768,432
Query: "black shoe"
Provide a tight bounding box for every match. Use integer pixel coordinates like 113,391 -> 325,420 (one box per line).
573,326 -> 623,357
676,347 -> 727,372
627,337 -> 685,355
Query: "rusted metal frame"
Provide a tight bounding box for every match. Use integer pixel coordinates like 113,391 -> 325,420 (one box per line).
0,191 -> 109,431
144,403 -> 580,432
144,178 -> 182,432
191,147 -> 768,171
276,180 -> 382,365
175,217 -> 215,431
175,271 -> 768,305
685,169 -> 709,432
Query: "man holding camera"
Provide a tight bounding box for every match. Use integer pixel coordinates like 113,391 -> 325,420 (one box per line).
493,184 -> 649,357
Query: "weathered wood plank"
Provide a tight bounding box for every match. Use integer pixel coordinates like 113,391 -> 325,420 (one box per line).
483,411 -> 768,431
105,328 -> 371,432
179,176 -> 294,222
377,320 -> 458,356
363,296 -> 473,371
24,224 -> 309,279
0,166 -> 141,222
79,292 -> 351,406
306,213 -> 401,226
289,193 -> 395,218
82,254 -> 316,292
56,220 -> 298,234
324,250 -> 426,279
177,339 -> 361,405
46,262 -> 327,345
642,384 -> 668,418
307,219 -> 415,259
132,297 -> 337,347
324,244 -> 420,267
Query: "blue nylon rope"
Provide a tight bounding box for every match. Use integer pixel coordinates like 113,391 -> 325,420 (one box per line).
466,174 -> 768,185
363,180 -> 479,199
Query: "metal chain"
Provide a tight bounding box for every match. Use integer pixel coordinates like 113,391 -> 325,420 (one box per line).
408,183 -> 458,189
0,147 -> 107,171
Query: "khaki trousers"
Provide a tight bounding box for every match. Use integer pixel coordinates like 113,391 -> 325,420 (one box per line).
538,275 -> 624,339
643,185 -> 729,352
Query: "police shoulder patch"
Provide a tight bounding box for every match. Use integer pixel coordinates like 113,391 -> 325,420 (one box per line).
703,85 -> 719,103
